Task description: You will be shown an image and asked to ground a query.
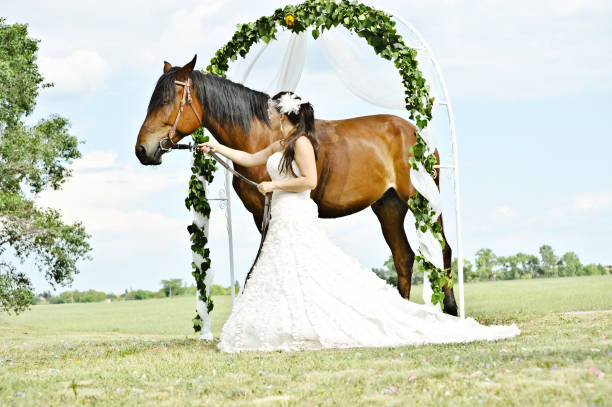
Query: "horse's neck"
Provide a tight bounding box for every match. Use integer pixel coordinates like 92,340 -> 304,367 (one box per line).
204,110 -> 281,154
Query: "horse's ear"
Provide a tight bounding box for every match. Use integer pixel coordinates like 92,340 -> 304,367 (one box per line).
177,55 -> 197,80
163,61 -> 172,73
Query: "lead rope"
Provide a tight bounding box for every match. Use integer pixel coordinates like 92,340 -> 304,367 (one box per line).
207,150 -> 272,289
208,150 -> 273,288
174,143 -> 272,288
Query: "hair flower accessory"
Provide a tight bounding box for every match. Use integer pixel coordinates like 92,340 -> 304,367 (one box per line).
277,93 -> 303,115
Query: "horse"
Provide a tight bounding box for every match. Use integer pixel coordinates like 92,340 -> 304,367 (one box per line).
135,56 -> 458,316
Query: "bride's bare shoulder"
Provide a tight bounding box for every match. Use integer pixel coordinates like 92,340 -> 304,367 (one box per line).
295,136 -> 314,151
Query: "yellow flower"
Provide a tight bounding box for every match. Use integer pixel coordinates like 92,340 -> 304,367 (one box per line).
285,14 -> 295,26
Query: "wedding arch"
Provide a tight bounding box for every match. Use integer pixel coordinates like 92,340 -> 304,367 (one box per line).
186,0 -> 466,338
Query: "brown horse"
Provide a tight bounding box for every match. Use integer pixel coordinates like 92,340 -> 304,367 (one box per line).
136,56 -> 458,315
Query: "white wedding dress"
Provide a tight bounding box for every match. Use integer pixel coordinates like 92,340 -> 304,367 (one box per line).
217,152 -> 520,353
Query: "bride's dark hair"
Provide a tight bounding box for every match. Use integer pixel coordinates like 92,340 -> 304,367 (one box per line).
271,91 -> 319,177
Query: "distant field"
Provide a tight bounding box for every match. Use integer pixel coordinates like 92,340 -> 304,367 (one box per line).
1,275 -> 610,406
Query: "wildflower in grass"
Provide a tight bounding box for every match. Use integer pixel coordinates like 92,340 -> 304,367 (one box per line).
588,367 -> 604,378
116,387 -> 122,394
409,373 -> 417,381
381,386 -> 398,394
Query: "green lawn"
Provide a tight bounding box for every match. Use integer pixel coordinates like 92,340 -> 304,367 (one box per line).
1,275 -> 611,406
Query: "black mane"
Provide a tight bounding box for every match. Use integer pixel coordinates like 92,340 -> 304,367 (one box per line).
147,67 -> 271,132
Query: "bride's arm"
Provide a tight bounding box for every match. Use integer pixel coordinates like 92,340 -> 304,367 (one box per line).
259,136 -> 317,194
198,140 -> 281,167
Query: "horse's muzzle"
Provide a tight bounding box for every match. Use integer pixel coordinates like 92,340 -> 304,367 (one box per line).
135,144 -> 162,165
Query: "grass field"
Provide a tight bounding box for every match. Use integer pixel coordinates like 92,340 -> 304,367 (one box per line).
1,275 -> 611,406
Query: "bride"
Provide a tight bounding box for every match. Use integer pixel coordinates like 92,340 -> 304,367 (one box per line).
198,91 -> 520,353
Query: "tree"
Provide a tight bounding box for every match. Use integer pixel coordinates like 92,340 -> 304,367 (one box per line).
514,253 -> 540,279
558,252 -> 583,277
0,18 -> 91,314
474,248 -> 498,281
539,245 -> 558,277
160,279 -> 186,297
452,258 -> 475,282
584,264 -> 605,276
498,255 -> 520,280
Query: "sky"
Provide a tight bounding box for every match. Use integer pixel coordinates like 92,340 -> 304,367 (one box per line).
2,0 -> 611,295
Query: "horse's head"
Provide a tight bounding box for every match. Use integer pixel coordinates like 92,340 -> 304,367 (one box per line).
135,55 -> 202,165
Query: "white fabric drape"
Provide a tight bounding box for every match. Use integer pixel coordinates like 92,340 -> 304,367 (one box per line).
192,163 -> 214,340
267,31 -> 308,94
319,28 -> 406,109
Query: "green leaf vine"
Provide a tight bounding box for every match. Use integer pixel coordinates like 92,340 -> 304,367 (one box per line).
187,0 -> 453,331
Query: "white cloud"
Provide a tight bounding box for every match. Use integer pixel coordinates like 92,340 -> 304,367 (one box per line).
528,191 -> 612,223
362,0 -> 612,100
491,205 -> 519,220
8,0 -> 611,100
570,191 -> 612,212
38,50 -> 111,94
72,150 -> 117,170
37,150 -> 189,232
159,2 -> 225,52
69,208 -> 183,233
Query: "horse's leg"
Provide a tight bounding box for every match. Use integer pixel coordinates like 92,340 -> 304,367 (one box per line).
371,188 -> 415,299
438,214 -> 458,316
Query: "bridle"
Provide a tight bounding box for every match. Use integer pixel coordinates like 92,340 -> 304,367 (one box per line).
159,77 -> 202,152
158,76 -> 272,288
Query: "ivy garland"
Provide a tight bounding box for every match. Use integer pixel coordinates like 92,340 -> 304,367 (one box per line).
187,0 -> 455,332
185,129 -> 216,332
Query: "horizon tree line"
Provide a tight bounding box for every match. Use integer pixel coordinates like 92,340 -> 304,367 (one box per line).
373,244 -> 609,287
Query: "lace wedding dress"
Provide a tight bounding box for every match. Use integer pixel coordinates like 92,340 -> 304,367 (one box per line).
217,152 -> 520,353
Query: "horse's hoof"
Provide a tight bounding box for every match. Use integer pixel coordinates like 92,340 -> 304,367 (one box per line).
443,302 -> 458,316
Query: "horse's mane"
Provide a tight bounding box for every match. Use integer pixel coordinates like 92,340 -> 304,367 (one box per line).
147,67 -> 271,132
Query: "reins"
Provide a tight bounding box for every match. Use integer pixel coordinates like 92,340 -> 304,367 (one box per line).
161,78 -> 271,288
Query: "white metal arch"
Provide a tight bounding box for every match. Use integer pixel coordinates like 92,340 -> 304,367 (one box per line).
381,10 -> 466,319
196,9 -> 466,340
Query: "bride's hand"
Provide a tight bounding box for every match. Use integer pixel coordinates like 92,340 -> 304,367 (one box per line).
257,181 -> 276,195
197,141 -> 217,154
